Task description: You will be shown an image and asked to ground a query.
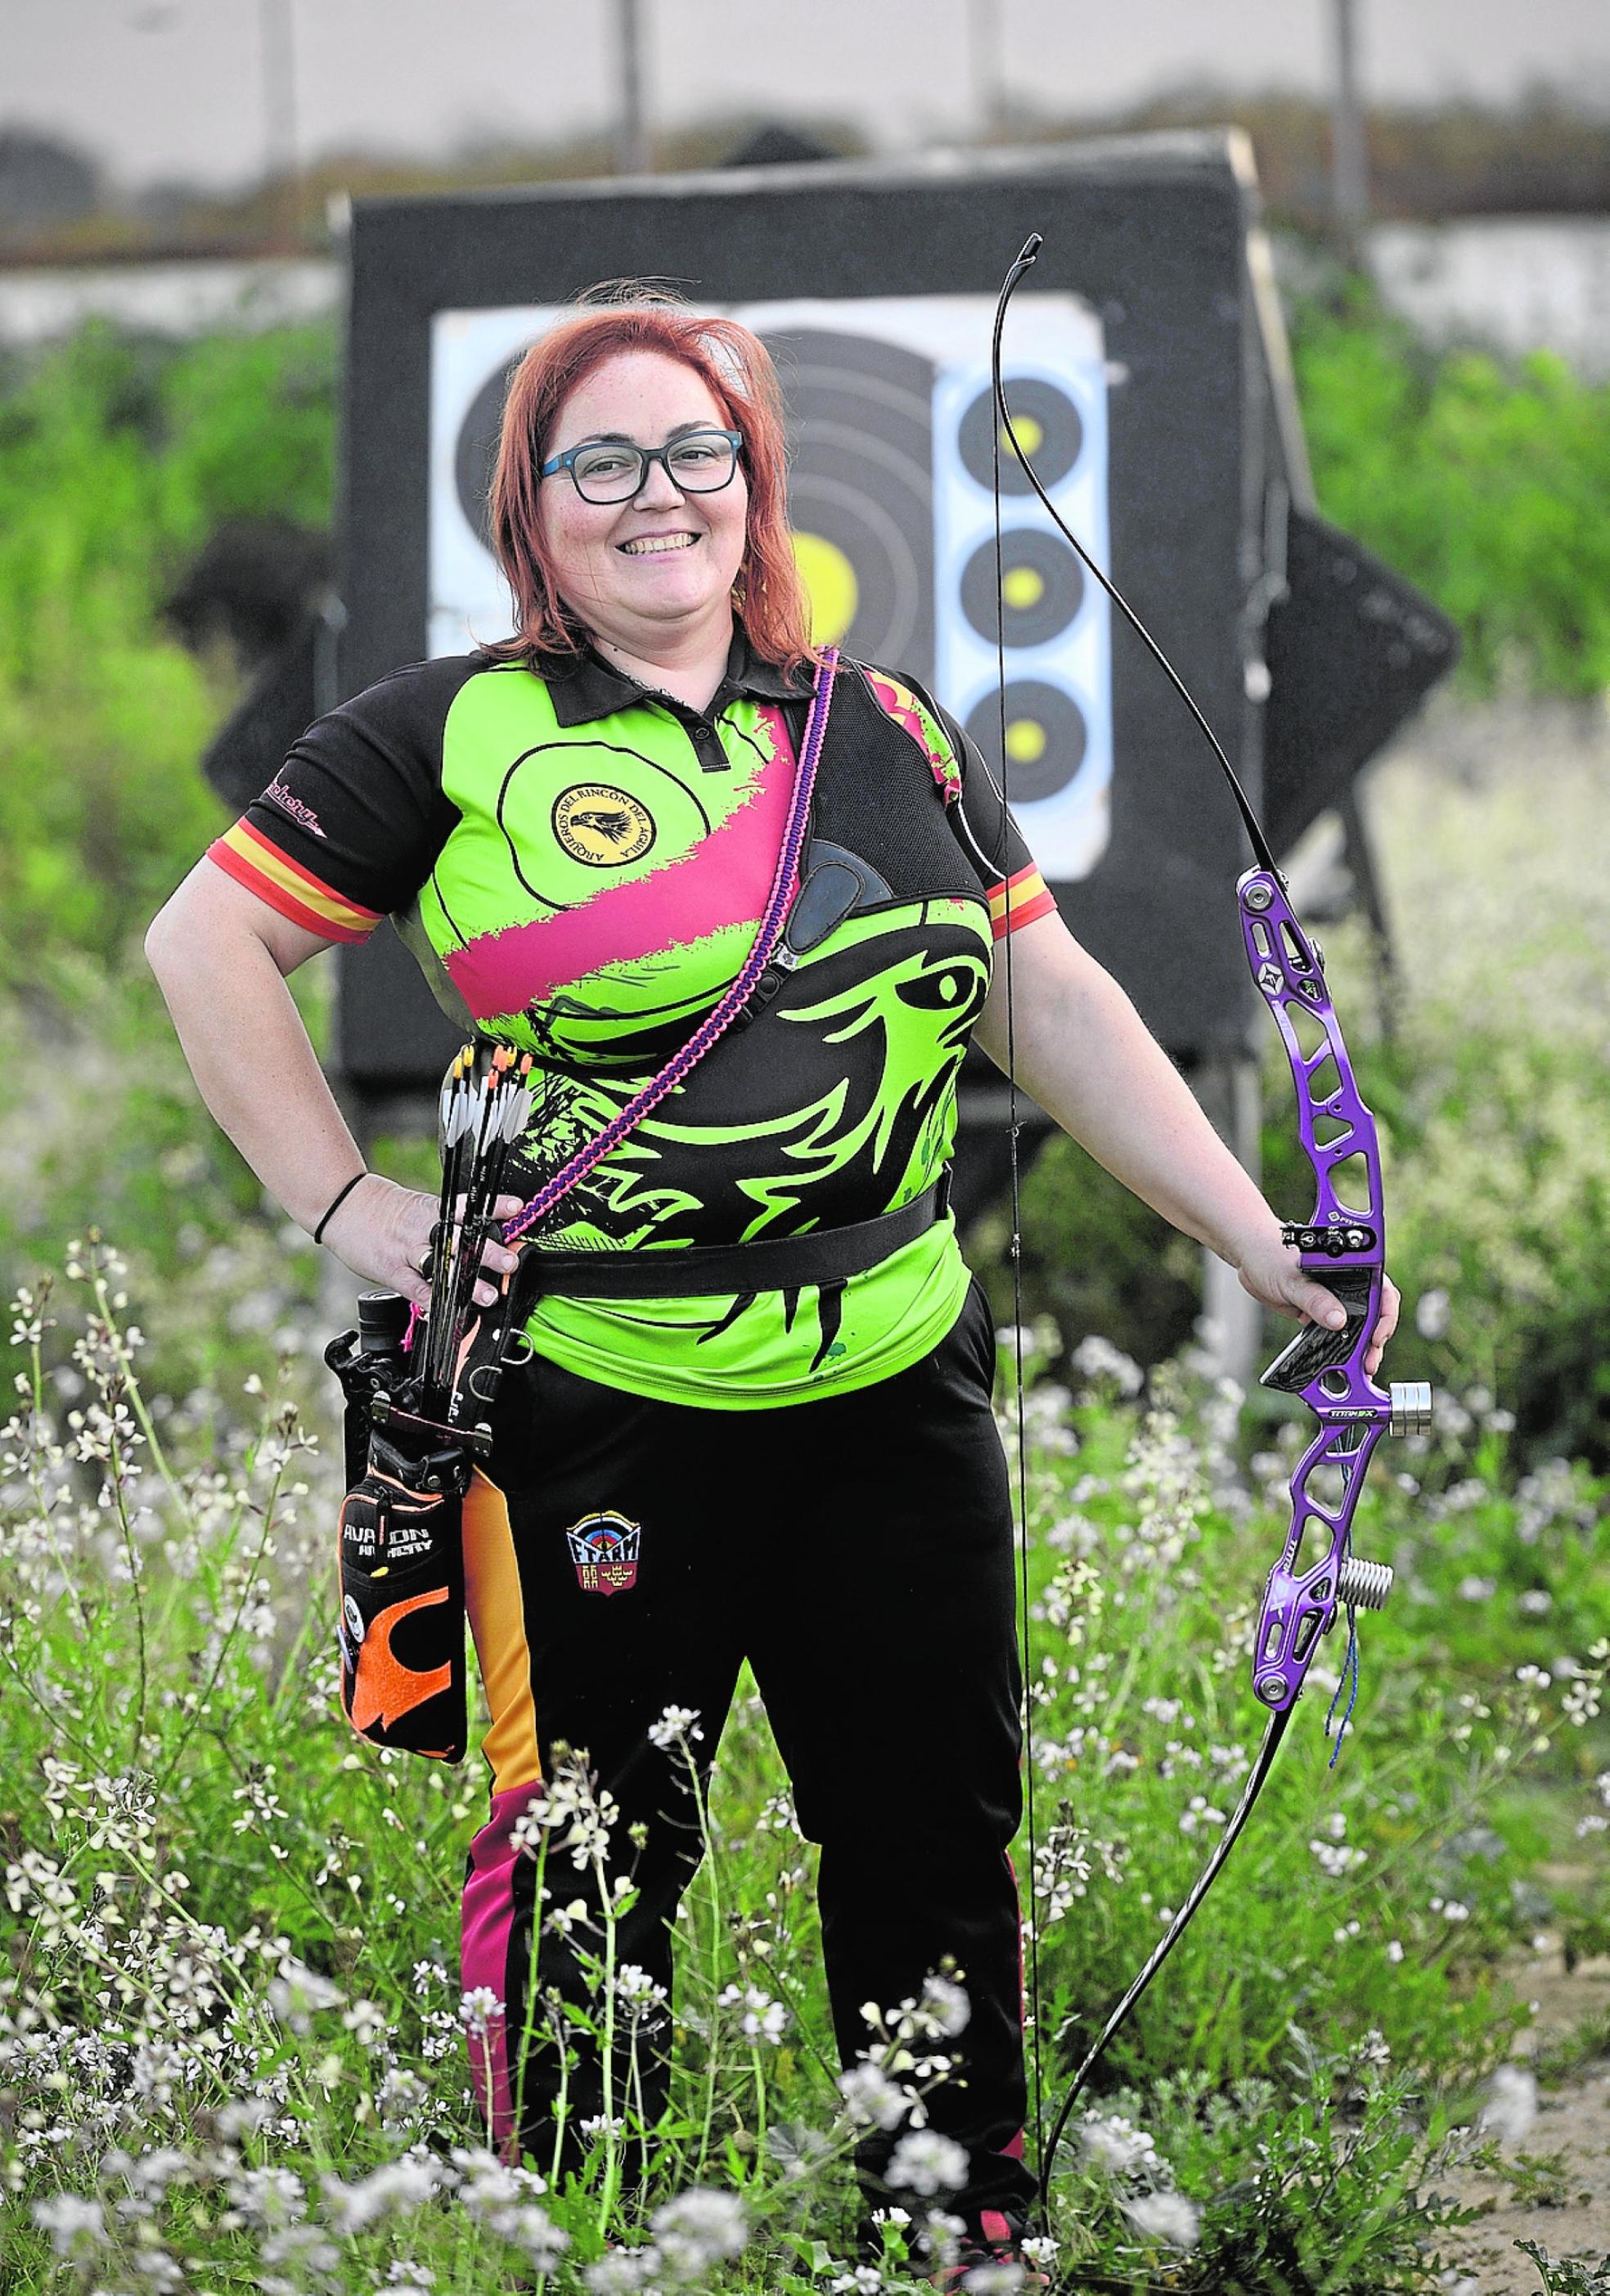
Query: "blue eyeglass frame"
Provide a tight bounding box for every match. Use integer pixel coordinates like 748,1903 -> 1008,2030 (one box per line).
538,427 -> 745,500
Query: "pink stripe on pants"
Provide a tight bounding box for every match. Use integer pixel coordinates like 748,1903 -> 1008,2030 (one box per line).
461,1778 -> 544,2154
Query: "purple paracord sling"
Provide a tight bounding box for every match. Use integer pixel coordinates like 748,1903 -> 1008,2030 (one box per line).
496,644 -> 840,1249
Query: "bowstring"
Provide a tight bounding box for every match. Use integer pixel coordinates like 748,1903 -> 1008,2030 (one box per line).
992,269 -> 1046,2185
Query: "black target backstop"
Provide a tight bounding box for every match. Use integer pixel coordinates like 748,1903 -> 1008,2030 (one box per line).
206,133 -> 1454,1189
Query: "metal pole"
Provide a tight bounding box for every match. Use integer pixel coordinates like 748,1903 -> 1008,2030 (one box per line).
1329,0 -> 1369,267
969,0 -> 1005,146
615,0 -> 650,176
258,0 -> 299,249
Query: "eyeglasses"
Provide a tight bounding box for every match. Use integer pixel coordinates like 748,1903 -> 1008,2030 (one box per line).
539,427 -> 744,506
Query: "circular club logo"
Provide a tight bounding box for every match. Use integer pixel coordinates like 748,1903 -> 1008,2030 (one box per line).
343,1591 -> 366,1645
552,783 -> 655,866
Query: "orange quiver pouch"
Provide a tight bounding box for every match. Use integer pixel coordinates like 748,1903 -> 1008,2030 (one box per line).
325,1294 -> 477,1763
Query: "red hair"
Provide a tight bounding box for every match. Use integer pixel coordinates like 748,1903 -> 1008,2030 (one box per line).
484,291 -> 817,680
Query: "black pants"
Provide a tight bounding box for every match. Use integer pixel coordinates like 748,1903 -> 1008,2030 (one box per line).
458,1273 -> 1035,2222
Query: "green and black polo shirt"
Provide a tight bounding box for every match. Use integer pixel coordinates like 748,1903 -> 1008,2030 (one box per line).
210,633 -> 1055,1408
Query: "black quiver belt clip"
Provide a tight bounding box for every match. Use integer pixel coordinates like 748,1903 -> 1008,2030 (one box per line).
323,1290 -> 491,1764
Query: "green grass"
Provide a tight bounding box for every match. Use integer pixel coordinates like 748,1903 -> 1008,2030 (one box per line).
1,1246 -> 1605,2292
4,299 -> 1610,2291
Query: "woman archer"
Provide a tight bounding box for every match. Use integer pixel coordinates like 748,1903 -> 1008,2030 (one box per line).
146,286 -> 1397,2287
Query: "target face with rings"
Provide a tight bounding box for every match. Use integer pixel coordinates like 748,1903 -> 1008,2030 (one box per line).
759,327 -> 936,669
960,529 -> 1085,650
454,360 -> 519,547
965,681 -> 1089,804
959,374 -> 1083,497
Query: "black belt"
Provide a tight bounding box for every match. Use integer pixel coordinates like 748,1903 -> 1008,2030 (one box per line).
510,1173 -> 951,1308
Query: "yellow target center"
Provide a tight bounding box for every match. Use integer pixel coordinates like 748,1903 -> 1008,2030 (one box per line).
1001,412 -> 1045,456
789,530 -> 859,647
1001,565 -> 1046,610
1005,716 -> 1048,765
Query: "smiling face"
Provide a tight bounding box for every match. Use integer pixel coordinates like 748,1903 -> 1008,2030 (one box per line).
536,349 -> 751,669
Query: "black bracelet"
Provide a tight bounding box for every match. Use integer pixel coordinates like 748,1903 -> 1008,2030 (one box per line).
313,1171 -> 368,1245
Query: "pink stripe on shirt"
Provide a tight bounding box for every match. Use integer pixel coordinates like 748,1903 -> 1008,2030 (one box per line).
446,714 -> 795,1020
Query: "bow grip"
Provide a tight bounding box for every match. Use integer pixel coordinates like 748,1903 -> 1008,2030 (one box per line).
1259,1266 -> 1374,1396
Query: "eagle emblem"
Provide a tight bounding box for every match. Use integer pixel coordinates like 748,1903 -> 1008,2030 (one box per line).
553,783 -> 656,866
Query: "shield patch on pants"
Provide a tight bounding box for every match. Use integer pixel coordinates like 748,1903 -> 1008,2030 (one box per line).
565,1510 -> 641,1596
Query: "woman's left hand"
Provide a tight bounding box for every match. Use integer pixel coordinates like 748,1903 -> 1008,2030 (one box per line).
1234,1227 -> 1401,1381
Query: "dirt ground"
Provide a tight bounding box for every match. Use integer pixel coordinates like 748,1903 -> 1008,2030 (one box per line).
1435,1949 -> 1610,2294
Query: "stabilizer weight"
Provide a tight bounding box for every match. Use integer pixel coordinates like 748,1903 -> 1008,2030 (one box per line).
1337,1555 -> 1393,1610
1388,1380 -> 1432,1437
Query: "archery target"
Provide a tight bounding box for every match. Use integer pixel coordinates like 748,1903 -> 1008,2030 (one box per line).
428,291 -> 1110,879
429,303 -> 565,662
959,373 -> 1084,497
965,682 -> 1088,804
931,312 -> 1112,880
755,327 -> 934,667
959,528 -> 1085,649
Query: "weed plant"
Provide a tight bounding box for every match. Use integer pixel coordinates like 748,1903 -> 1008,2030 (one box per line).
2,1242 -> 1607,2291
1293,286 -> 1610,699
0,320 -> 332,970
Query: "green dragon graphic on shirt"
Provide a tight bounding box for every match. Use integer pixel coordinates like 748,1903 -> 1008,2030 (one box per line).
500,901 -> 991,1390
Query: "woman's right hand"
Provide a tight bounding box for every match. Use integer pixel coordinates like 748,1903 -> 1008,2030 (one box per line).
318,1174 -> 524,1311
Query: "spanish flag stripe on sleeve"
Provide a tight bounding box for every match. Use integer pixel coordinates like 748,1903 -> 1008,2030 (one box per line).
206,820 -> 383,944
986,862 -> 1057,942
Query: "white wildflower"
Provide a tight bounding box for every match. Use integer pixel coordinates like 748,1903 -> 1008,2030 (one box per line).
1563,1676 -> 1602,1726
452,2146 -> 548,2213
232,2165 -> 307,2226
1478,2064 -> 1539,2146
887,2130 -> 969,2196
342,1997 -> 389,2047
267,1957 -> 343,2033
717,1980 -> 786,2042
650,2186 -> 748,2276
839,2060 -> 911,2131
1071,1335 -> 1145,1395
616,1964 -> 670,2013
263,2224 -> 339,2274
458,1985 -> 503,2034
647,1704 -> 705,1750
31,2194 -> 107,2259
1077,2113 -> 1157,2173
1309,1836 -> 1369,1878
587,2252 -> 660,2294
919,1974 -> 971,2037
500,2207 -> 569,2267
1120,2190 -> 1201,2248
322,2157 -> 441,2234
